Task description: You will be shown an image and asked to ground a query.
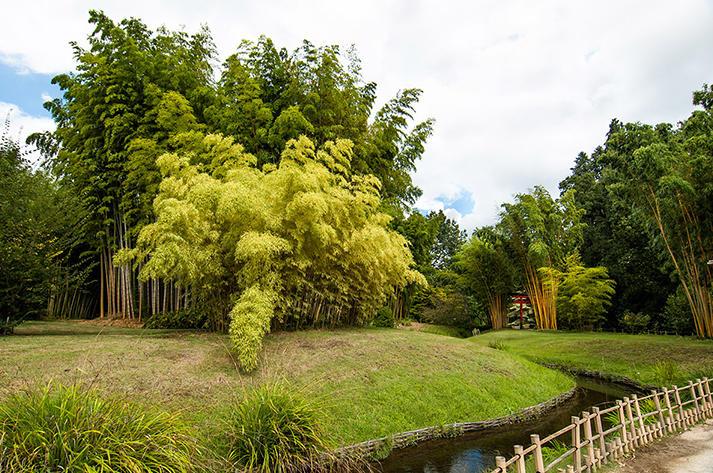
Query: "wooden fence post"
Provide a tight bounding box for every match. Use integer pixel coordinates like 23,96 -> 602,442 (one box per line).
514,445 -> 526,473
624,397 -> 638,448
496,455 -> 507,472
673,386 -> 684,429
652,390 -> 667,435
689,381 -> 700,421
696,379 -> 707,416
663,388 -> 675,432
704,378 -> 712,417
633,395 -> 647,444
592,406 -> 607,464
583,411 -> 595,470
617,400 -> 630,453
531,434 -> 546,473
572,416 -> 582,473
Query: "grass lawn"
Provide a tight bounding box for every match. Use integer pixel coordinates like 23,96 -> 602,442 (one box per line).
0,320 -> 573,446
469,329 -> 713,387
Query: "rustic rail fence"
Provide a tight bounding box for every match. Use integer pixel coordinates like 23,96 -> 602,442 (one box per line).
491,377 -> 712,473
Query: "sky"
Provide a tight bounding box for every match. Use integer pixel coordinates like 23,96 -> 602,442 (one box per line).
2,1 -> 713,233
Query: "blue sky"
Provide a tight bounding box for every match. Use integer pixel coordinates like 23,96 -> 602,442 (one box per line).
0,63 -> 59,117
3,1 -> 713,232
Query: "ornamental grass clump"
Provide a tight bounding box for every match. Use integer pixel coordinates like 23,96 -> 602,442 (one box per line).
223,381 -> 362,473
0,380 -> 195,472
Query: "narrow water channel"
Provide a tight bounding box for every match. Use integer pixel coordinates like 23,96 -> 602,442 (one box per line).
376,377 -> 643,473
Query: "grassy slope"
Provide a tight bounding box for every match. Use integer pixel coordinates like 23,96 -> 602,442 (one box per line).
0,321 -> 573,446
470,329 -> 713,387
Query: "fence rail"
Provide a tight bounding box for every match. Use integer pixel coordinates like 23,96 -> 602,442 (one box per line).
491,377 -> 713,473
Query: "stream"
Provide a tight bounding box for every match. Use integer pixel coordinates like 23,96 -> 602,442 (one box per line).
376,376 -> 644,473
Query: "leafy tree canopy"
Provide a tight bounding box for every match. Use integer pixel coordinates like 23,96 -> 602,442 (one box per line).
119,133 -> 423,370
0,115 -> 83,322
206,36 -> 434,210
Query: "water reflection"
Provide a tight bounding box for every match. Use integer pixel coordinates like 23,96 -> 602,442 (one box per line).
376,377 -> 640,473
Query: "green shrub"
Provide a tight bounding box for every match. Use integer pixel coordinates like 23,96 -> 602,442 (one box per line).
223,381 -> 345,472
662,287 -> 695,335
488,339 -> 508,351
652,359 -> 681,386
144,307 -> 209,329
0,316 -> 22,335
372,307 -> 395,328
0,380 -> 195,472
621,310 -> 650,334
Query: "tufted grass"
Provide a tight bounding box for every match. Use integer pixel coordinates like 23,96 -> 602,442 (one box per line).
0,380 -> 195,472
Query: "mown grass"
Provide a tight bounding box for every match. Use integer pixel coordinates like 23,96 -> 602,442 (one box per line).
469,329 -> 713,387
1,320 -> 573,447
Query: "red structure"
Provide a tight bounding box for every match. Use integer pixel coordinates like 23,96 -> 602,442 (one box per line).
511,294 -> 530,329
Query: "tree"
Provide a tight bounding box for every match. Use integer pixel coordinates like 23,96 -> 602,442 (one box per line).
207,38 -> 434,210
497,186 -> 585,329
45,11 -> 217,319
0,115 -> 82,323
542,253 -> 615,330
455,228 -> 514,329
119,133 -> 423,370
601,85 -> 713,337
559,147 -> 676,329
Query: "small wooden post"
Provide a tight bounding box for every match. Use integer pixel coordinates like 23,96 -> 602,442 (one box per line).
531,434 -> 546,473
566,465 -> 575,473
689,381 -> 701,421
594,447 -> 601,468
583,454 -> 591,473
583,411 -> 595,468
652,390 -> 667,435
704,378 -> 713,416
572,416 -> 582,473
592,406 -> 607,464
633,395 -> 647,444
514,445 -> 526,473
696,379 -> 707,415
617,400 -> 630,453
496,455 -> 507,472
673,386 -> 684,429
664,388 -> 675,432
624,397 -> 638,448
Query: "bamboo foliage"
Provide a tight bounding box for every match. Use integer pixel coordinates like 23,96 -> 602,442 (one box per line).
119,133 -> 423,370
497,187 -> 585,330
455,233 -> 513,329
604,88 -> 713,337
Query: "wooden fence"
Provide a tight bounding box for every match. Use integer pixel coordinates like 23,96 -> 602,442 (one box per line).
491,378 -> 712,473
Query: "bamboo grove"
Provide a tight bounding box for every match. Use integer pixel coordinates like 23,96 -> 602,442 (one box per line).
32,11 -> 434,337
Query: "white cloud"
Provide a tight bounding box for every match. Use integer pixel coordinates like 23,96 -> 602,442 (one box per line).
0,103 -> 56,165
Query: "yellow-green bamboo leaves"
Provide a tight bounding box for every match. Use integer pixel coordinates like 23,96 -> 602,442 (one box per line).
498,187 -> 585,330
119,133 -> 420,370
540,253 -> 615,330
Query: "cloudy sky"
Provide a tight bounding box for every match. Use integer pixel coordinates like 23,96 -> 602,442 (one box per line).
2,1 -> 713,232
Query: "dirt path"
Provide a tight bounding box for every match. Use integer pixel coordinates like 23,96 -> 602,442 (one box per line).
606,419 -> 713,473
